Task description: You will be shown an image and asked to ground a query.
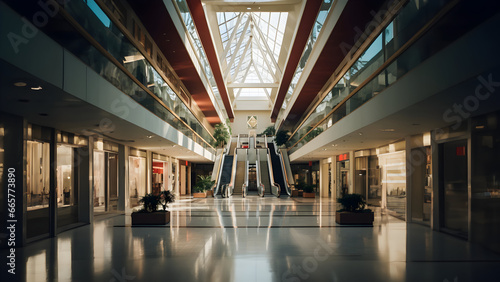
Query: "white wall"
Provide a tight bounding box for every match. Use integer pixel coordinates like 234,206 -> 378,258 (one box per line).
231,111 -> 273,136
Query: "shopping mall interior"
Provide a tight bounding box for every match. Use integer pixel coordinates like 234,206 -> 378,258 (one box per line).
1,0 -> 500,281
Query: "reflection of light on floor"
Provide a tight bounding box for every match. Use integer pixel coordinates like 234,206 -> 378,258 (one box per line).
26,250 -> 46,281
168,206 -> 210,211
58,238 -> 72,280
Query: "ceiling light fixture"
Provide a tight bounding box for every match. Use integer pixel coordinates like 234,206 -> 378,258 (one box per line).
146,135 -> 153,139
31,86 -> 43,91
14,82 -> 27,87
247,7 -> 251,10
381,129 -> 395,132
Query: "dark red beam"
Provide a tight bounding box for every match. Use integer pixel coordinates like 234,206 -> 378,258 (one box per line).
280,0 -> 387,128
127,0 -> 222,124
271,0 -> 323,121
186,0 -> 234,120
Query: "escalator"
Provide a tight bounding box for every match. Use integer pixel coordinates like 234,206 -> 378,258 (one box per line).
279,148 -> 294,195
214,140 -> 238,197
257,148 -> 280,197
215,155 -> 233,196
230,149 -> 247,196
268,142 -> 289,196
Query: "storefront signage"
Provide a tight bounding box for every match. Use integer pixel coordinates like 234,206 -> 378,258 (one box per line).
337,153 -> 349,162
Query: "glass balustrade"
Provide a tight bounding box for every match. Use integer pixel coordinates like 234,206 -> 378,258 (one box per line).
287,0 -> 469,152
61,0 -> 215,152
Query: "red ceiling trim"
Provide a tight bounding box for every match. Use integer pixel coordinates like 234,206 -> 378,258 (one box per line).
187,0 -> 234,120
271,0 -> 323,121
126,0 -> 221,125
280,0 -> 387,128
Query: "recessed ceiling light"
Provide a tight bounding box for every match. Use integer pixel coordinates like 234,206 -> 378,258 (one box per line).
381,129 -> 395,132
331,144 -> 337,146
14,82 -> 27,87
358,132 -> 363,136
31,86 -> 42,91
146,135 -> 153,139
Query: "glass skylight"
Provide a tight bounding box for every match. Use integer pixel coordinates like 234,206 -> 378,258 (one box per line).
217,11 -> 288,101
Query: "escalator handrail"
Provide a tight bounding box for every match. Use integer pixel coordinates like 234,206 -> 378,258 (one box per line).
228,147 -> 238,196
213,150 -> 225,196
279,148 -> 293,195
256,151 -> 265,197
266,148 -> 281,197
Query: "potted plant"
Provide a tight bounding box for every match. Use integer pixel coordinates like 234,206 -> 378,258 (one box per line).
193,184 -> 207,198
261,125 -> 276,136
193,175 -> 215,198
131,191 -> 175,225
302,184 -> 316,198
275,129 -> 289,147
335,194 -> 374,225
212,120 -> 231,148
292,180 -> 305,197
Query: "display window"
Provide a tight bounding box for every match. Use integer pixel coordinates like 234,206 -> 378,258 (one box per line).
152,160 -> 168,195
129,155 -> 146,207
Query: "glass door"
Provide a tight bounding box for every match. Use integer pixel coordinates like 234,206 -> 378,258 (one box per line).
440,139 -> 468,238
107,153 -> 118,211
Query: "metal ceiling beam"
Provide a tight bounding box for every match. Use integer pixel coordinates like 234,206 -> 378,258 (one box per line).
227,38 -> 251,82
250,14 -> 282,77
227,83 -> 279,88
223,16 -> 251,79
221,12 -> 245,60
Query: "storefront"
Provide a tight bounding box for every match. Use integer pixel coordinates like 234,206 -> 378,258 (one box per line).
129,148 -> 147,208
336,153 -> 350,198
152,153 -> 169,195
377,141 -> 406,219
93,140 -> 119,215
26,124 -> 89,239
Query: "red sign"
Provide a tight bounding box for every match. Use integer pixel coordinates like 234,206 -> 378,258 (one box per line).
338,153 -> 349,161
309,161 -> 312,167
456,146 -> 466,156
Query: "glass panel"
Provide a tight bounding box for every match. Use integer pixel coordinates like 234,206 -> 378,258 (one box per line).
62,0 -> 216,152
471,112 -> 500,252
288,0 -> 481,152
57,146 -> 74,207
368,155 -> 381,206
410,146 -> 432,224
93,151 -> 105,213
441,139 -> 468,238
27,141 -> 50,238
276,0 -> 336,123
108,153 -> 118,211
380,151 -> 406,219
129,156 -> 146,208
57,145 -> 78,227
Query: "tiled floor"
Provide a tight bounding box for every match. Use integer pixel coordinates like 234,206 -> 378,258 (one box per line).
3,196 -> 500,282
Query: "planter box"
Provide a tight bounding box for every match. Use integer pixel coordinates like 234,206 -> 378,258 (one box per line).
206,190 -> 214,197
193,192 -> 207,198
302,192 -> 315,198
291,190 -> 299,197
132,211 -> 170,225
335,211 -> 374,225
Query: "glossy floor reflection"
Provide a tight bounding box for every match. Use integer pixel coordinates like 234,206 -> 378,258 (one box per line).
4,196 -> 500,282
